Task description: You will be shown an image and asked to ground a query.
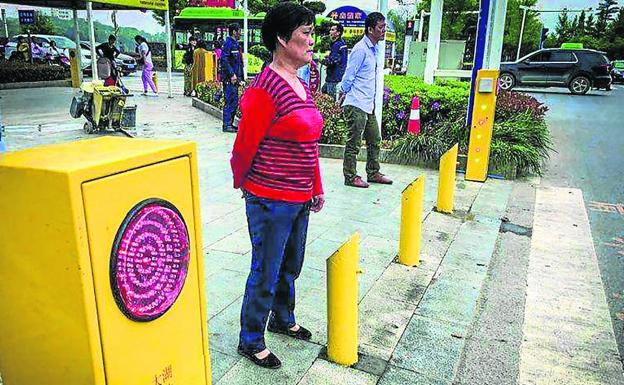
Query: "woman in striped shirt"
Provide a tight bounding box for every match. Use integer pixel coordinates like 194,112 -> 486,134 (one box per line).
230,3 -> 324,369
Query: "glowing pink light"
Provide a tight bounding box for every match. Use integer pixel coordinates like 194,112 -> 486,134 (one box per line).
111,200 -> 190,321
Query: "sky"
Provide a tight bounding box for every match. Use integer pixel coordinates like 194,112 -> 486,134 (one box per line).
0,0 -> 609,35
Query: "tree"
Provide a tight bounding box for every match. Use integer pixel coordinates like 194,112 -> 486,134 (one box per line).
111,11 -> 120,37
21,13 -> 55,35
610,8 -> 624,37
248,0 -> 280,15
577,10 -> 586,36
554,9 -> 572,45
388,9 -> 407,59
153,0 -> 189,27
303,1 -> 325,15
504,0 -> 541,60
595,0 -> 619,35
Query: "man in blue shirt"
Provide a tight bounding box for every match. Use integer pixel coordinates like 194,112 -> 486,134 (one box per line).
338,12 -> 393,188
321,23 -> 347,98
221,23 -> 244,133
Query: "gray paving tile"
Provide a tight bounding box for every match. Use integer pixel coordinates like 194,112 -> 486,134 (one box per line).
209,349 -> 241,384
217,337 -> 321,385
379,365 -> 449,385
391,316 -> 466,382
297,359 -> 379,385
358,293 -> 416,360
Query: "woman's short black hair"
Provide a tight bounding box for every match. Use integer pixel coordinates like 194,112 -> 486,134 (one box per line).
365,12 -> 385,35
262,2 -> 315,52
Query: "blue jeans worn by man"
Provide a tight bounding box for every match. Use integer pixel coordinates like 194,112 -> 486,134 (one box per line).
223,81 -> 238,131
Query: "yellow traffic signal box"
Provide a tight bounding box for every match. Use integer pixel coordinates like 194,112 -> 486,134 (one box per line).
0,137 -> 211,385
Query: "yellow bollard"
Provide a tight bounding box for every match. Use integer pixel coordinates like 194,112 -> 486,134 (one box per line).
436,143 -> 458,213
327,233 -> 360,366
398,176 -> 425,267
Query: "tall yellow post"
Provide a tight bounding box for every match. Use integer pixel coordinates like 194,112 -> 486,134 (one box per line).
69,48 -> 81,88
466,69 -> 499,182
398,176 -> 425,267
436,143 -> 458,213
327,233 -> 360,366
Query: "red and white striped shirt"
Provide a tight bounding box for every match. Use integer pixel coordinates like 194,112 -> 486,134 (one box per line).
230,66 -> 324,203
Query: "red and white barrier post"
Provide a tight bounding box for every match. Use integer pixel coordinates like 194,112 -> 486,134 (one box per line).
407,96 -> 420,134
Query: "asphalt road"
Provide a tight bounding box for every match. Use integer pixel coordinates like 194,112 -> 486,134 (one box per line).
529,84 -> 624,360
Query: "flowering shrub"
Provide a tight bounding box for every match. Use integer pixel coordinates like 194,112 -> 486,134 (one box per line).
495,90 -> 549,122
195,82 -> 346,141
315,93 -> 348,145
381,76 -> 470,141
195,81 -> 226,109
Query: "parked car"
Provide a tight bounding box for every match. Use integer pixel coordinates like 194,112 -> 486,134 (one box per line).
499,48 -> 613,95
4,34 -> 91,69
611,60 -> 624,84
80,42 -> 137,76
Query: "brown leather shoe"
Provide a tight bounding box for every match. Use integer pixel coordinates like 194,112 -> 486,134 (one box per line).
345,176 -> 370,188
367,173 -> 393,185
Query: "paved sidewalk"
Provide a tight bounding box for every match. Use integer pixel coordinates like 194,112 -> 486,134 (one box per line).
1,87 -> 622,385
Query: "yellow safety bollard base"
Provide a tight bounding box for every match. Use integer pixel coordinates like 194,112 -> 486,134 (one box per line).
327,233 -> 360,366
398,176 -> 425,267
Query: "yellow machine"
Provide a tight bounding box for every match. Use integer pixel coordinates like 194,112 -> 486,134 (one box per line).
466,69 -> 500,182
71,81 -> 130,135
0,137 -> 211,385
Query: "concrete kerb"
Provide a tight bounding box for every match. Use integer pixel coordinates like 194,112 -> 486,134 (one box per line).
0,80 -> 72,90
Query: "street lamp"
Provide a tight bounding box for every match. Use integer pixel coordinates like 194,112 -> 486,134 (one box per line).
516,5 -> 533,61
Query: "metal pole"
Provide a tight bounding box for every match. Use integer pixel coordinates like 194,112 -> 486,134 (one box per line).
72,9 -> 83,84
86,1 -> 98,80
1,9 -> 8,38
484,0 -> 508,69
516,7 -> 528,61
375,0 -> 388,127
165,10 -> 173,98
424,0 -> 443,84
243,0 -> 248,80
466,0 -> 490,126
418,9 -> 425,41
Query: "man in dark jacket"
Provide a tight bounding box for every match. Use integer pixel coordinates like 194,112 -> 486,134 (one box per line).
221,23 -> 244,133
321,24 -> 347,98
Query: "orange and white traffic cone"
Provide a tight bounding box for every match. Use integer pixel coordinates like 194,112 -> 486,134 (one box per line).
407,96 -> 420,134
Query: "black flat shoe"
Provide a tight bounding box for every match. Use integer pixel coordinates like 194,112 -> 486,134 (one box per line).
237,348 -> 282,369
267,324 -> 312,341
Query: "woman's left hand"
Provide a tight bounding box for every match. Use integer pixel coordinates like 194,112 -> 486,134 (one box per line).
310,194 -> 325,213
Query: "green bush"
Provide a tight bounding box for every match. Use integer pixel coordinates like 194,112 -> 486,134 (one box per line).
249,45 -> 271,64
0,61 -> 67,83
490,112 -> 553,176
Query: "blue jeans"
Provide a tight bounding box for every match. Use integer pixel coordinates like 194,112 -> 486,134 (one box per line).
238,192 -> 311,353
223,81 -> 238,128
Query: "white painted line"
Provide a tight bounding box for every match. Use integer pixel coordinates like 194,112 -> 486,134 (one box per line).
519,187 -> 624,384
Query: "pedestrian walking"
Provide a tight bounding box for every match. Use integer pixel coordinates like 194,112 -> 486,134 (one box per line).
338,12 -> 393,188
134,35 -> 158,96
321,23 -> 347,98
183,36 -> 198,96
220,23 -> 244,133
230,2 -> 324,369
213,39 -> 222,82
